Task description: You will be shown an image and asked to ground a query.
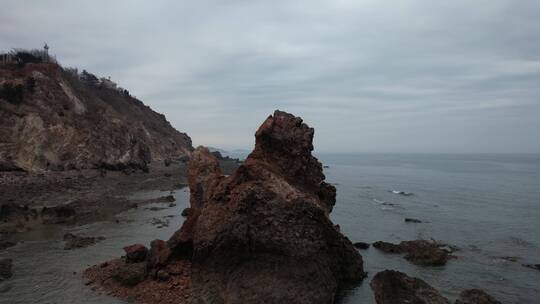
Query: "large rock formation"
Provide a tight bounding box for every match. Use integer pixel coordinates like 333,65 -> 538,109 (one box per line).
168,110 -> 365,303
0,62 -> 192,171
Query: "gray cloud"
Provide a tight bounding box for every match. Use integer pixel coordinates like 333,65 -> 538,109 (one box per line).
2,0 -> 539,153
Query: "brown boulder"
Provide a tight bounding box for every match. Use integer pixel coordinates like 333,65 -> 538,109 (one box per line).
370,270 -> 450,304
147,239 -> 171,271
168,110 -> 365,303
123,244 -> 148,263
373,240 -> 450,266
401,240 -> 449,266
455,289 -> 501,304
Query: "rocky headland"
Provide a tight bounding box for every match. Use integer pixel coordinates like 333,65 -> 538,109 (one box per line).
0,57 -> 192,172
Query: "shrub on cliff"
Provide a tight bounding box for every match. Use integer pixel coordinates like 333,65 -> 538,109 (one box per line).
0,82 -> 24,104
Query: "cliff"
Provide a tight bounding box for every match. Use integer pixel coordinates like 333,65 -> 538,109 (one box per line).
0,62 -> 192,171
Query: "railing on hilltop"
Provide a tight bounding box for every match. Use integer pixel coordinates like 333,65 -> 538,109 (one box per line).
0,48 -> 58,67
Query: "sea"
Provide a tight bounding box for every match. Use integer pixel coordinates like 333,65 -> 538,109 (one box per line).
1,153 -> 539,303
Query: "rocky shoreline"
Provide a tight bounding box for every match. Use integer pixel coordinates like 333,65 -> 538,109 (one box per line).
0,159 -> 238,241
0,162 -> 186,236
1,111 -> 511,303
80,111 -> 504,304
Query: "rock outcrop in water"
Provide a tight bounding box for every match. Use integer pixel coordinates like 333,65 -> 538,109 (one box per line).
371,270 -> 501,304
167,110 -> 365,303
63,233 -> 105,250
0,62 -> 192,172
371,270 -> 450,304
0,258 -> 13,281
373,240 -> 452,266
455,289 -> 502,304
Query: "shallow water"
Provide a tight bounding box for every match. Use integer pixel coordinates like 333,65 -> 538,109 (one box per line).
0,188 -> 190,304
1,154 -> 539,303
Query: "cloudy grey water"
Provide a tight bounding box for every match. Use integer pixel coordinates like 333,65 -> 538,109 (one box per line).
1,154 -> 539,303
321,153 -> 540,304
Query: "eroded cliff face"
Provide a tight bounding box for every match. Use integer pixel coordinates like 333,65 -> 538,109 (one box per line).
0,63 -> 192,171
168,110 -> 365,304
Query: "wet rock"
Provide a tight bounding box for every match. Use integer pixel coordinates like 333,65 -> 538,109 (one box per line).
156,269 -> 170,282
0,258 -> 13,281
0,240 -> 16,251
181,207 -> 191,217
373,240 -> 450,266
402,240 -> 449,266
112,262 -> 146,286
370,270 -> 450,304
405,218 -> 422,223
0,204 -> 38,224
173,183 -> 186,189
42,205 -> 77,224
147,239 -> 171,271
498,256 -> 519,262
147,206 -> 167,211
0,282 -> 12,293
455,289 -> 501,304
167,110 -> 365,303
373,241 -> 404,253
522,263 -> 540,271
353,242 -> 370,249
63,233 -> 105,250
150,217 -> 169,228
163,195 -> 175,202
123,244 -> 148,263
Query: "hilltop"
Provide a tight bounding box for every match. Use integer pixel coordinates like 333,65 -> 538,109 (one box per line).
0,50 -> 192,172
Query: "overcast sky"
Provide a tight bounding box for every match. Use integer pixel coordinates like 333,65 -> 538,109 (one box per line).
2,0 -> 539,153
